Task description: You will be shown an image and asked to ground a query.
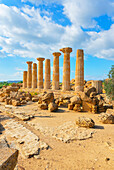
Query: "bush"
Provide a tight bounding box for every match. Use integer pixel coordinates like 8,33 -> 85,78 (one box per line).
104,65 -> 114,100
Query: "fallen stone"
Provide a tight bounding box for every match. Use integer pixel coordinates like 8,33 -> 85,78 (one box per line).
0,148 -> 18,170
48,102 -> 58,112
70,96 -> 82,104
12,100 -> 21,106
68,103 -> 74,110
84,87 -> 96,97
76,117 -> 95,128
106,109 -> 114,115
99,113 -> 114,124
32,97 -> 39,102
38,103 -> 48,110
42,93 -> 54,104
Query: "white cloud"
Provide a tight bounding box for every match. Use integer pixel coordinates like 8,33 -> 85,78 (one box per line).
63,0 -> 114,28
85,24 -> 114,60
0,1 -> 114,61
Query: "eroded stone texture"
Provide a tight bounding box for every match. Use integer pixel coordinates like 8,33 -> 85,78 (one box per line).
4,120 -> 49,159
23,71 -> 27,88
26,61 -> 33,88
52,52 -> 61,90
44,59 -> 50,89
75,49 -> 84,92
76,117 -> 95,128
60,47 -> 72,91
29,121 -> 94,143
37,58 -> 45,89
92,80 -> 102,94
32,63 -> 37,88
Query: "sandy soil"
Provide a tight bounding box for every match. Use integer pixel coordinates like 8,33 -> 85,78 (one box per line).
0,102 -> 114,170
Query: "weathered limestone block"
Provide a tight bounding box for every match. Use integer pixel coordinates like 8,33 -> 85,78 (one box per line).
44,59 -> 50,89
48,102 -> 58,112
99,113 -> 114,124
20,100 -> 27,105
37,58 -> 45,89
106,109 -> 114,115
68,103 -> 74,110
12,100 -> 21,106
70,96 -> 82,104
73,104 -> 82,112
52,52 -> 61,90
92,80 -> 102,94
32,97 -> 39,102
84,87 -> 96,97
75,49 -> 84,92
42,92 -> 54,104
82,101 -> 93,112
38,103 -> 48,110
76,117 -> 95,128
60,47 -> 72,91
26,61 -> 33,88
0,148 -> 18,170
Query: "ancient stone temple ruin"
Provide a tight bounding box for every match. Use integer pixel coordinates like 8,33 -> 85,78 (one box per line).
23,47 -> 85,91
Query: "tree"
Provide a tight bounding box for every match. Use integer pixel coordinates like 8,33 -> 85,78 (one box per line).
104,65 -> 114,100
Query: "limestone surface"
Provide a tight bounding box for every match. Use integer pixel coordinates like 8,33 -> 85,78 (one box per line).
4,120 -> 49,158
28,121 -> 94,143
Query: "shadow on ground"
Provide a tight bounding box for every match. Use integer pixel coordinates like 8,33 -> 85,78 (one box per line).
94,125 -> 104,129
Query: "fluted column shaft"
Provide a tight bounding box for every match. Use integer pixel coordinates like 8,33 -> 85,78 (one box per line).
32,63 -> 37,88
44,59 -> 50,89
26,61 -> 33,88
37,58 -> 45,89
23,71 -> 27,88
60,47 -> 72,91
52,52 -> 61,90
75,49 -> 84,91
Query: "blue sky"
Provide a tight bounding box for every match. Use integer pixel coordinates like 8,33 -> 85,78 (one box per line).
0,0 -> 114,82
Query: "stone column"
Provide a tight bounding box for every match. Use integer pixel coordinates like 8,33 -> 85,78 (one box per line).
60,47 -> 72,91
23,71 -> 27,88
52,52 -> 61,90
26,61 -> 33,88
44,59 -> 51,89
92,80 -> 102,94
37,58 -> 45,89
75,49 -> 84,92
32,63 -> 37,88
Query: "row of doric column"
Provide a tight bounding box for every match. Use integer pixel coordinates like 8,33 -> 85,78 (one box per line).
23,47 -> 84,91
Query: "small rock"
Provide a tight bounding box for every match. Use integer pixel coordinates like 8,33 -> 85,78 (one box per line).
48,102 -> 58,112
105,158 -> 110,161
99,113 -> 114,124
76,117 -> 95,128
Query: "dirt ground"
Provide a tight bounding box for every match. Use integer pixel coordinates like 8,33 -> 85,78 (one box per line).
0,102 -> 114,170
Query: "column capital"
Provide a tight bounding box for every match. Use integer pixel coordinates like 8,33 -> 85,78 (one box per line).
26,61 -> 33,64
53,52 -> 61,57
37,58 -> 45,62
77,49 -> 84,54
60,47 -> 72,53
45,59 -> 50,61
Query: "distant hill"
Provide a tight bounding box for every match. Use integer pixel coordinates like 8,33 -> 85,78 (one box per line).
0,80 -> 23,83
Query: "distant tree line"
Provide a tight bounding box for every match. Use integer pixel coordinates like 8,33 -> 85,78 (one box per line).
0,81 -> 23,89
